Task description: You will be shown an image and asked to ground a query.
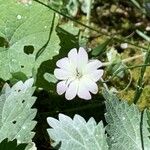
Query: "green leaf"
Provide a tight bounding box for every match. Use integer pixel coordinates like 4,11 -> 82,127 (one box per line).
103,90 -> 150,150
130,0 -> 142,9
0,138 -> 27,150
79,0 -> 93,14
136,30 -> 150,41
59,22 -> 80,36
10,72 -> 28,85
91,39 -> 111,56
66,0 -> 79,17
106,48 -> 126,78
44,73 -> 58,84
0,0 -> 60,80
145,2 -> 150,16
36,25 -> 79,91
107,61 -> 126,78
0,78 -> 37,144
47,113 -> 108,150
25,142 -> 37,150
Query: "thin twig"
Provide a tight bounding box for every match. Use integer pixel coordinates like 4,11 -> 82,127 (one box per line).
102,54 -> 145,66
102,64 -> 150,83
33,0 -> 148,50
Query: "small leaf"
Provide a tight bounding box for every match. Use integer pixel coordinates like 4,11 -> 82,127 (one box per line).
91,39 -> 111,56
130,0 -> 143,10
44,73 -> 58,84
144,1 -> 150,16
136,30 -> 150,41
107,61 -> 126,78
0,138 -> 27,150
47,114 -> 108,150
66,0 -> 79,17
106,48 -> 127,78
25,142 -> 37,150
10,72 -> 28,84
79,0 -> 94,14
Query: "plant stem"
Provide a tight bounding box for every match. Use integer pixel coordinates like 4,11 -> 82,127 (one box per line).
133,48 -> 150,104
102,54 -> 145,66
86,0 -> 92,37
102,64 -> 150,83
101,78 -> 109,91
140,111 -> 144,150
34,0 -> 148,50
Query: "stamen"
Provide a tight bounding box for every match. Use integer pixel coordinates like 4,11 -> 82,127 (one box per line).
76,69 -> 82,79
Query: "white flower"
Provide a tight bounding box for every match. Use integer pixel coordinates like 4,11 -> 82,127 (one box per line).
54,47 -> 104,100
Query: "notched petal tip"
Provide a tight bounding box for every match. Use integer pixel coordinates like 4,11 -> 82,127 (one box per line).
78,47 -> 88,69
85,59 -> 103,74
77,80 -> 92,100
94,59 -> 103,68
68,48 -> 78,67
68,48 -> 78,58
65,80 -> 78,100
78,47 -> 88,58
78,92 -> 92,100
56,57 -> 69,68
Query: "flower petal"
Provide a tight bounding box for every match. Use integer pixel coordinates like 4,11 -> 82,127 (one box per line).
56,57 -> 71,71
56,81 -> 67,95
54,68 -> 71,80
88,69 -> 104,82
68,48 -> 78,68
85,59 -> 102,73
78,47 -> 88,70
82,77 -> 98,94
77,79 -> 91,100
65,80 -> 79,100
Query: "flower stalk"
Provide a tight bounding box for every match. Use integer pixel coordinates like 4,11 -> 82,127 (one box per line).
133,48 -> 150,104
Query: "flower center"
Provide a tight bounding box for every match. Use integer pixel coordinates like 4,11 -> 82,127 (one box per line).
76,69 -> 82,79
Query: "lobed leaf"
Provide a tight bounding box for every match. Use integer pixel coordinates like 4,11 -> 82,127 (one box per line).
47,114 -> 108,150
0,0 -> 60,80
103,90 -> 150,150
0,78 -> 37,144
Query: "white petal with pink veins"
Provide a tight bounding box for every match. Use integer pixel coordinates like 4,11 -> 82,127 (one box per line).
65,80 -> 79,100
77,79 -> 91,100
57,81 -> 67,95
54,68 -> 71,80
